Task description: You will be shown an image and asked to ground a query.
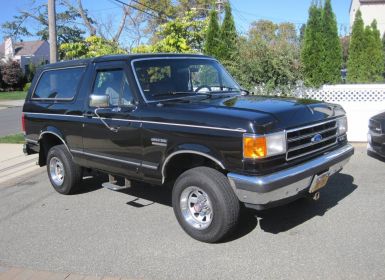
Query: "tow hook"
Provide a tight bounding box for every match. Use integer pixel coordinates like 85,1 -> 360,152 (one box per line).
312,191 -> 320,201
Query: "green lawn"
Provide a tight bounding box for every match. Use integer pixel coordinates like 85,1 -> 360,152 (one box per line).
0,133 -> 25,144
0,91 -> 27,100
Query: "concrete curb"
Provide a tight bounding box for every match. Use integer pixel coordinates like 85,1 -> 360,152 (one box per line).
0,265 -> 134,280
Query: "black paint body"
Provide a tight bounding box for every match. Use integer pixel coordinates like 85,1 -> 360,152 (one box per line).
368,112 -> 385,159
23,54 -> 347,186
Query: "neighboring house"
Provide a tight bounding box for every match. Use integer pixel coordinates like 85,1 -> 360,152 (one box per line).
0,38 -> 50,73
350,0 -> 385,36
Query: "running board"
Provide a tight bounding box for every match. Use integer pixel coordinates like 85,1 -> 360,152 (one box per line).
102,175 -> 131,191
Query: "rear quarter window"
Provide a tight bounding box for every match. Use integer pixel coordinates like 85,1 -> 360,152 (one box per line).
32,67 -> 85,100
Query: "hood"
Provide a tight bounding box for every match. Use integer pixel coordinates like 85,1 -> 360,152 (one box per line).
195,95 -> 345,131
149,94 -> 346,134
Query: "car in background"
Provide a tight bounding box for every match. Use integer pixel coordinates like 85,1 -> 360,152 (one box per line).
368,112 -> 385,159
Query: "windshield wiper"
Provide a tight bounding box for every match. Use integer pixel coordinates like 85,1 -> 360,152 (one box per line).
150,92 -> 194,98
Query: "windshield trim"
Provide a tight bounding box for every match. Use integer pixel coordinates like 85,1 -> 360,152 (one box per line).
130,56 -> 241,103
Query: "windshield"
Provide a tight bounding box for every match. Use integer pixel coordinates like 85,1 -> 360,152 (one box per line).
133,58 -> 241,101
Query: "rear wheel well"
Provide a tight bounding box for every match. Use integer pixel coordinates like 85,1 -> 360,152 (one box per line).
163,153 -> 226,185
38,133 -> 67,166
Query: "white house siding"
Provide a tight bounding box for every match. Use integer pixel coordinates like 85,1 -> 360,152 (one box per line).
17,42 -> 50,73
350,0 -> 385,36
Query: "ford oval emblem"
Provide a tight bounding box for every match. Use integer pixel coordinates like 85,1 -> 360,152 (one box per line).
311,134 -> 323,143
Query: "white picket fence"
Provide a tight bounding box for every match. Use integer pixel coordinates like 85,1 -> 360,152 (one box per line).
302,84 -> 385,142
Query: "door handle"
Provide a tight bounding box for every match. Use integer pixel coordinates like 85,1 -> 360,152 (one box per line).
83,112 -> 94,118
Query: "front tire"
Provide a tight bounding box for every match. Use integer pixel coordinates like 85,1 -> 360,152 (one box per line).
172,167 -> 240,243
46,144 -> 82,195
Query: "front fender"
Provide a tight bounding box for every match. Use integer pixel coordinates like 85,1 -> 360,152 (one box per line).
161,143 -> 226,183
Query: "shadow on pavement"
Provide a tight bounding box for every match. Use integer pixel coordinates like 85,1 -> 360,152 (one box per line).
75,172 -> 105,194
256,173 -> 357,234
75,172 -> 356,241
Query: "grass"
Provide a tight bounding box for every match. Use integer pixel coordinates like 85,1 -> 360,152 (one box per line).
0,91 -> 27,100
0,133 -> 25,144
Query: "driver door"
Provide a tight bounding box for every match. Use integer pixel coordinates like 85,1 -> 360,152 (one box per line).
81,61 -> 142,179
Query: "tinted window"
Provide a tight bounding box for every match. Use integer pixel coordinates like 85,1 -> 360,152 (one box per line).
91,69 -> 133,107
133,59 -> 240,101
33,67 -> 85,99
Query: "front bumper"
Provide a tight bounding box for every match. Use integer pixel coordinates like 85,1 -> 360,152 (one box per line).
227,144 -> 354,210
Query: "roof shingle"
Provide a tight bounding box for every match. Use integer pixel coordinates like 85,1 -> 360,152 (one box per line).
0,40 -> 47,57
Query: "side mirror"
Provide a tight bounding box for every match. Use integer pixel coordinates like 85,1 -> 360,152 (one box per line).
90,94 -> 109,108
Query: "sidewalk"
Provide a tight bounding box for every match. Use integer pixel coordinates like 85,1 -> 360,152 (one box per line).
0,266 -> 132,280
0,144 -> 40,185
0,100 -> 24,110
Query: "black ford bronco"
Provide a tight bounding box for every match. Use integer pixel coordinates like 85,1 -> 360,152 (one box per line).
23,54 -> 354,242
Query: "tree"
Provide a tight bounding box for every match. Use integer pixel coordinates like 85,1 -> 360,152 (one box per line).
365,21 -> 384,82
231,20 -> 301,91
347,11 -> 384,83
321,0 -> 342,84
301,3 -> 324,87
347,10 -> 366,82
25,62 -> 37,83
59,36 -> 125,60
383,33 -> 385,73
204,10 -> 221,58
341,36 -> 350,68
219,3 -> 237,61
1,3 -> 85,44
0,61 -> 24,90
299,24 -> 306,44
131,10 -> 207,54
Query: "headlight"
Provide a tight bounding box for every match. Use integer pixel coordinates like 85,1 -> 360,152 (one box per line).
337,117 -> 348,135
243,132 -> 286,159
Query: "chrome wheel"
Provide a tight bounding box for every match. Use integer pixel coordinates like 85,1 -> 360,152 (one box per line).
180,186 -> 213,230
49,156 -> 65,186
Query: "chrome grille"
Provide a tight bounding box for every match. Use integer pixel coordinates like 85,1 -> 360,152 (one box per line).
369,119 -> 382,134
286,119 -> 338,161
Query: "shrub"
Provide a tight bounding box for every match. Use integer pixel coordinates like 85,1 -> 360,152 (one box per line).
0,60 -> 25,90
0,63 -> 3,91
23,82 -> 31,92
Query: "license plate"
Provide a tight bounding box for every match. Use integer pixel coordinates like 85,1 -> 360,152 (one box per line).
309,173 -> 329,193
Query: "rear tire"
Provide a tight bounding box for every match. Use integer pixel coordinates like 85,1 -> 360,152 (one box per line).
172,167 -> 240,243
46,144 -> 82,195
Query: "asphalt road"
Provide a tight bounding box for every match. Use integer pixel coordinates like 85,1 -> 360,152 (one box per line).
0,144 -> 384,279
0,107 -> 22,137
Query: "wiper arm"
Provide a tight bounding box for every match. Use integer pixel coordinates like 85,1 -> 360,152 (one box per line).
151,91 -> 195,98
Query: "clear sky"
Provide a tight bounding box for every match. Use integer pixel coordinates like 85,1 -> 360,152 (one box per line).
0,0 -> 351,39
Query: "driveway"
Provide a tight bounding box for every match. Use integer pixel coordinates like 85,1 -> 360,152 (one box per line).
0,144 -> 384,279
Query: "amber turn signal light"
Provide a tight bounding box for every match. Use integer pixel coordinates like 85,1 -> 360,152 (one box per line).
243,136 -> 267,159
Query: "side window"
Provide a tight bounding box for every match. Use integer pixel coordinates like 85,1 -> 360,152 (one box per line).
135,65 -> 172,97
91,69 -> 133,107
33,67 -> 85,99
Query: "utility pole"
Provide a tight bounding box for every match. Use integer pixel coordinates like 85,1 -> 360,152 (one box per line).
48,0 -> 57,63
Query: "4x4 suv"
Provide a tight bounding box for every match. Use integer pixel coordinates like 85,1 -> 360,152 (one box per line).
23,54 -> 354,242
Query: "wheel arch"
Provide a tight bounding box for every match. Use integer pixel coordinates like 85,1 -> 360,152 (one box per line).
161,146 -> 226,184
38,127 -> 71,166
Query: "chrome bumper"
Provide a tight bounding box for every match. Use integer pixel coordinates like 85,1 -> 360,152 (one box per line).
227,144 -> 354,209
